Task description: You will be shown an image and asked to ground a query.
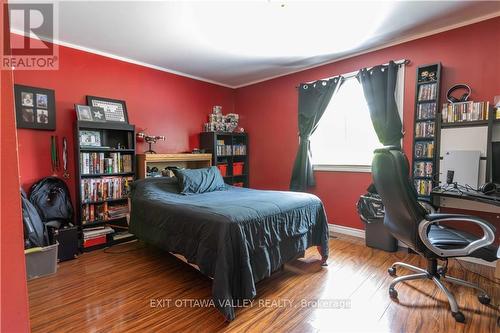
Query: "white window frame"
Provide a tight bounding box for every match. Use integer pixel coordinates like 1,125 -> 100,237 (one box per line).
312,64 -> 405,173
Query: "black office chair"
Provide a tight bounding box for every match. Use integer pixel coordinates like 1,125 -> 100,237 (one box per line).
371,147 -> 498,323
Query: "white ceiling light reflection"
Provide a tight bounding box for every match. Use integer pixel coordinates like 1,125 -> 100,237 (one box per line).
179,1 -> 395,59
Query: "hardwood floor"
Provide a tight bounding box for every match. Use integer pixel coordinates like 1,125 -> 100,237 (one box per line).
28,234 -> 499,332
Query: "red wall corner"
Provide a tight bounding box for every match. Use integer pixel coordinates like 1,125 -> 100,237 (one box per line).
235,17 -> 500,230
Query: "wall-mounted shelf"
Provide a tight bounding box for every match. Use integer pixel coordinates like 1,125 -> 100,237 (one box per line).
441,120 -> 489,128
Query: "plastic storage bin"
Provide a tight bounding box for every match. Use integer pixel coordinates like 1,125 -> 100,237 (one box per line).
217,164 -> 227,177
25,242 -> 59,280
233,162 -> 244,176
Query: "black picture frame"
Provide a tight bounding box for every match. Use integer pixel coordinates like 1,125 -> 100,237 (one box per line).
14,84 -> 56,130
75,104 -> 107,122
86,95 -> 129,123
75,104 -> 93,122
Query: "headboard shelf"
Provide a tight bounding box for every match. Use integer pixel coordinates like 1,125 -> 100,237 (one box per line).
137,153 -> 212,178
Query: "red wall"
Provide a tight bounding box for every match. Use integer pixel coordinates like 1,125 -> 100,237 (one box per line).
235,17 -> 500,230
11,18 -> 500,233
13,37 -> 235,207
1,2 -> 31,329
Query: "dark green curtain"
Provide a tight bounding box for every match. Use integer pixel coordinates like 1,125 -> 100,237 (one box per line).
290,77 -> 344,191
358,61 -> 403,148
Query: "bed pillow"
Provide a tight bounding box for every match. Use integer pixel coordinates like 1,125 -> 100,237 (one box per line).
173,166 -> 226,195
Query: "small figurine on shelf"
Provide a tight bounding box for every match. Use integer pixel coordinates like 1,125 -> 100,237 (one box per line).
136,130 -> 165,154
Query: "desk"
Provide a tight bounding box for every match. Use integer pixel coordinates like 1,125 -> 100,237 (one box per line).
431,188 -> 500,278
431,188 -> 500,214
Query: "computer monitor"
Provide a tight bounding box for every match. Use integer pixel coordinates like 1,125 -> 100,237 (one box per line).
492,142 -> 500,184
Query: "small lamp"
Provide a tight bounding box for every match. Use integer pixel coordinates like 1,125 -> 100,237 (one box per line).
136,131 -> 165,154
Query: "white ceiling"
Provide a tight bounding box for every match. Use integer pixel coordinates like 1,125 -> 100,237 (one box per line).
9,1 -> 500,88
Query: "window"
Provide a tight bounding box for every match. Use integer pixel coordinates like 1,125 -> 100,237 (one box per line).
310,67 -> 404,171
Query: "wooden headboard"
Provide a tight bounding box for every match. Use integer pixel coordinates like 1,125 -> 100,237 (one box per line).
136,153 -> 212,179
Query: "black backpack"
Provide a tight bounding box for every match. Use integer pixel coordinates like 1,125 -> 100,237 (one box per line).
21,189 -> 48,248
29,177 -> 74,228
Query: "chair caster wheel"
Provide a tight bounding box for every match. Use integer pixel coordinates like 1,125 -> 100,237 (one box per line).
388,267 -> 397,276
389,288 -> 398,299
478,294 -> 491,305
452,311 -> 465,323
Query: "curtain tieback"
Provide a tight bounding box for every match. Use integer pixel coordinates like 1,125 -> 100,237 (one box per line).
299,134 -> 311,141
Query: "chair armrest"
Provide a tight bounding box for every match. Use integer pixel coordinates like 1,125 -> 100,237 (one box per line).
418,201 -> 436,214
418,214 -> 496,258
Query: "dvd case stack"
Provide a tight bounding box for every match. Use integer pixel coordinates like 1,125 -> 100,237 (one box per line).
414,141 -> 434,158
216,140 -> 232,156
417,83 -> 437,101
441,101 -> 490,123
80,176 -> 133,203
416,102 -> 437,120
415,121 -> 435,138
80,152 -> 133,174
233,144 -> 247,155
414,161 -> 433,177
81,202 -> 130,224
414,179 -> 433,196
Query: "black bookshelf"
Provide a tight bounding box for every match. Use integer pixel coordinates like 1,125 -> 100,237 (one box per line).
200,132 -> 249,187
412,63 -> 442,200
74,121 -> 136,251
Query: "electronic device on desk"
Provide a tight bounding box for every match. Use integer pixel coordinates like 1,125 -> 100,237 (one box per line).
478,182 -> 498,195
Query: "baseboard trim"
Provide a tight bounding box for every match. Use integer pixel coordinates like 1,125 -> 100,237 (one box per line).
329,223 -> 497,268
329,224 -> 365,239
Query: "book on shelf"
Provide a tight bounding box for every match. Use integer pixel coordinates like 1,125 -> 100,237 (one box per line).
80,152 -> 133,174
233,144 -> 247,155
83,226 -> 114,240
216,140 -> 232,155
81,202 -> 129,224
82,227 -> 114,248
414,121 -> 435,138
417,83 -> 437,101
414,161 -> 433,177
414,179 -> 433,196
441,101 -> 490,123
112,231 -> 134,241
80,176 -> 133,203
416,102 -> 437,120
414,141 -> 434,158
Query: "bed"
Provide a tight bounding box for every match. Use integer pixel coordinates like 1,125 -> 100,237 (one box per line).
129,177 -> 329,321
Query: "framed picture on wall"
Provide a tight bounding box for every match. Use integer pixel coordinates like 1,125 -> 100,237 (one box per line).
86,95 -> 129,123
75,105 -> 106,122
14,85 -> 56,130
75,105 -> 93,121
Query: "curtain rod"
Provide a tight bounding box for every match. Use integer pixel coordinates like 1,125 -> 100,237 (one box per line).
297,59 -> 410,88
